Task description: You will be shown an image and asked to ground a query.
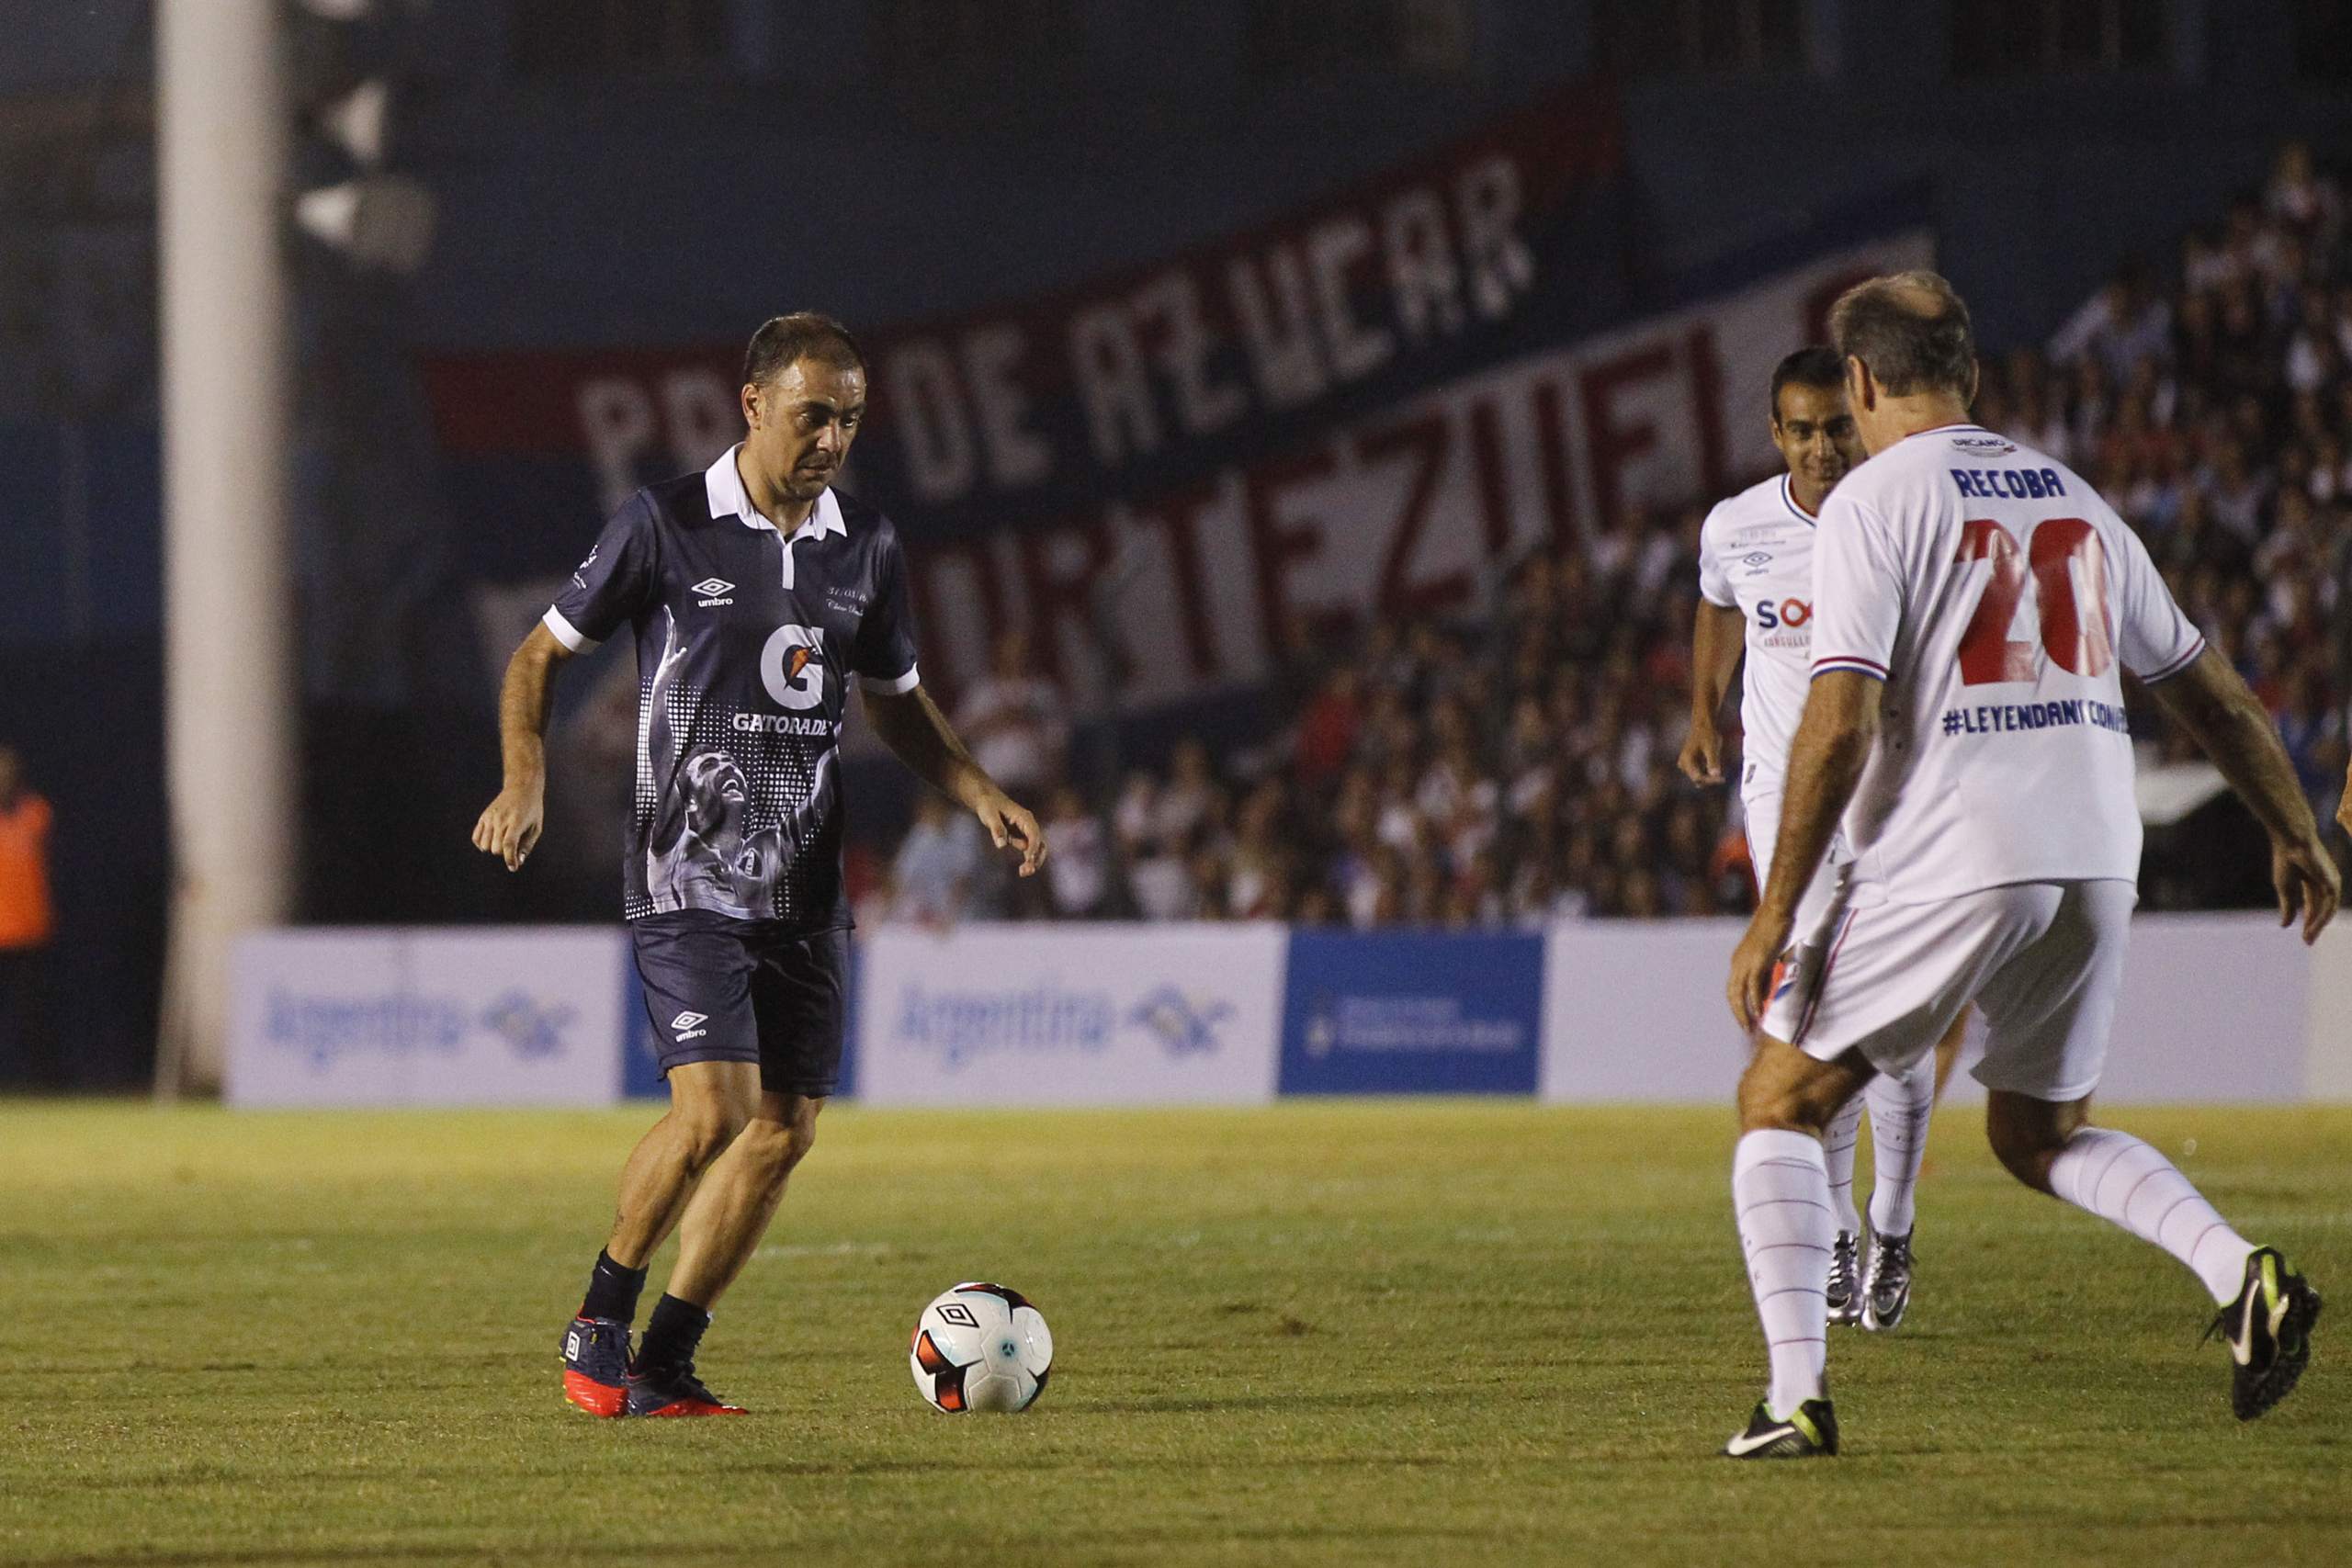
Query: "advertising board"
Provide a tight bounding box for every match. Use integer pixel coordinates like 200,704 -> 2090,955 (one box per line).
1541,919 -> 1751,1102
1277,930 -> 1543,1094
227,927 -> 628,1106
220,911 -> 2341,1111
854,923 -> 1286,1105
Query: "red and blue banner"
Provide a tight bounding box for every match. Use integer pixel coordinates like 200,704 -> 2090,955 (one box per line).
423,151 -> 1930,719
420,85 -> 1633,629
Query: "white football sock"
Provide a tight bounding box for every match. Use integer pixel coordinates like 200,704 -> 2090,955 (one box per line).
2046,1126 -> 2254,1303
1863,1063 -> 1936,1239
1821,1092 -> 1864,1236
1733,1129 -> 1834,1418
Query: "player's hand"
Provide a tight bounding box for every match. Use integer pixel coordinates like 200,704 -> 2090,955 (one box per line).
967,784 -> 1046,876
471,784 -> 545,872
2272,832 -> 2340,945
1726,908 -> 1793,1034
2335,775 -> 2352,840
1679,722 -> 1724,786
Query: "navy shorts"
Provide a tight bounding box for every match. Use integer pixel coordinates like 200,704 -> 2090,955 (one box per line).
630,912 -> 848,1098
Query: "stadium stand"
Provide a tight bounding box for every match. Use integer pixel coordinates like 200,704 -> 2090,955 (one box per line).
870,141 -> 2352,930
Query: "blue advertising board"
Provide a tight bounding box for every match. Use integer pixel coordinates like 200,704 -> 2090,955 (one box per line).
1277,931 -> 1544,1095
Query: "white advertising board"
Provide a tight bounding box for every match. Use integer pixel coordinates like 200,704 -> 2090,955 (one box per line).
1537,911 -> 2323,1107
856,923 -> 1288,1105
1540,918 -> 1750,1102
2097,914 -> 2311,1103
227,927 -> 628,1106
2307,919 -> 2352,1100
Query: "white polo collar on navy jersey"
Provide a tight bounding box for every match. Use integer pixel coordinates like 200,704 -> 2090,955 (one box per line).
706,444 -> 844,589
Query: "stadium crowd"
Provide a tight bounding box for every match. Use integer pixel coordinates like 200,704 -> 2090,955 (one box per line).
873,141 -> 2352,928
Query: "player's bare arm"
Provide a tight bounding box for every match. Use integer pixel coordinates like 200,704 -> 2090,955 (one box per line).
1679,601 -> 1747,785
471,620 -> 573,871
2148,647 -> 2340,944
1727,670 -> 1881,1031
865,683 -> 1046,876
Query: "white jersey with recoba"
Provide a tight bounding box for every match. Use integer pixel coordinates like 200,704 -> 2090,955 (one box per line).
1698,473 -> 1821,797
1808,423 -> 2203,905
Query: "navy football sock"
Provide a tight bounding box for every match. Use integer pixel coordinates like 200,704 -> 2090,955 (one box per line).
633,1293 -> 712,1373
581,1250 -> 648,1325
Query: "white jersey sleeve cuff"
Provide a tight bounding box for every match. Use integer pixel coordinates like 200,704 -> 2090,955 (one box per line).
2137,637 -> 2205,684
542,606 -> 598,653
861,663 -> 922,695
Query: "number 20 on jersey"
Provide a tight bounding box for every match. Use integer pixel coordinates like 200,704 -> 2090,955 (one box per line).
1953,517 -> 2113,685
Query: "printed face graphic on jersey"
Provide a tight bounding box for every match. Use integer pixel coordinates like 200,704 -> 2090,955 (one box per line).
684,750 -> 749,818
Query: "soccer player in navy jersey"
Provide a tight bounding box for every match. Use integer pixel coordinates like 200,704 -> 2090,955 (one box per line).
473,313 -> 1045,1417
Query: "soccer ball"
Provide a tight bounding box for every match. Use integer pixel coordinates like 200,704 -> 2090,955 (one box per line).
909,1282 -> 1053,1413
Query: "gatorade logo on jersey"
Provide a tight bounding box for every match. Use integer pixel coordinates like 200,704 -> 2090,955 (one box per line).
760,625 -> 826,710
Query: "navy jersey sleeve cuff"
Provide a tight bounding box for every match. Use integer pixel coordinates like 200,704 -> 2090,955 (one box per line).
859,663 -> 921,695
543,606 -> 599,653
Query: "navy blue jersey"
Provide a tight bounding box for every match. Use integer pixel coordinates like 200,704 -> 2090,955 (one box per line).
545,446 -> 921,928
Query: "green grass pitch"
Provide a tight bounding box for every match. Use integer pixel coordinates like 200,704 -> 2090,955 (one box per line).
1,1099 -> 2346,1566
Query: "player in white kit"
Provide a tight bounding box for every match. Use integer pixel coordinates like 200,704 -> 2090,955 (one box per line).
1718,272 -> 2335,1458
1683,347 -> 1953,1335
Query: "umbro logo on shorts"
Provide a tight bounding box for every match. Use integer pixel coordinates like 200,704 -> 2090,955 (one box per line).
672,1010 -> 710,1041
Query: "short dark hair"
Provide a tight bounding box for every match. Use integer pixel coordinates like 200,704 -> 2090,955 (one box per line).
742,312 -> 865,389
1828,270 -> 1975,398
1769,346 -> 1846,423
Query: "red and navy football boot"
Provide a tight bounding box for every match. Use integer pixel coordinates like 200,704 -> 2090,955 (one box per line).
560,1316 -> 633,1418
626,1360 -> 749,1417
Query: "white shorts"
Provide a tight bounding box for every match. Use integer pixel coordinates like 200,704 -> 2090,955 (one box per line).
1745,788 -> 1845,939
1760,877 -> 2136,1102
